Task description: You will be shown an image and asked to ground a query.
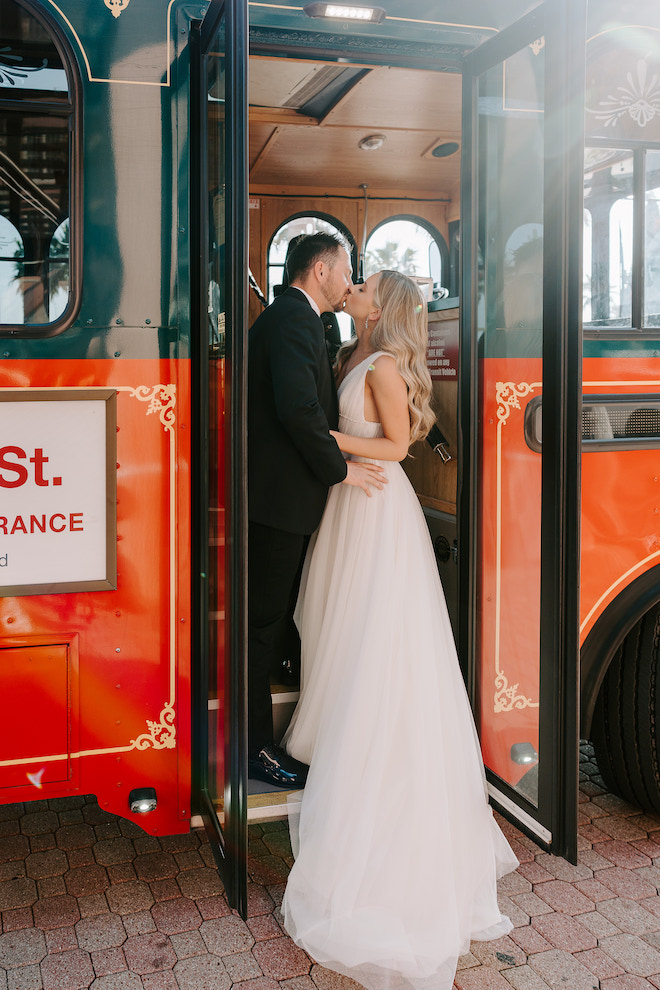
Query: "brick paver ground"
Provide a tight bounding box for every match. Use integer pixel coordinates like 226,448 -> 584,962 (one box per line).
2,743 -> 660,989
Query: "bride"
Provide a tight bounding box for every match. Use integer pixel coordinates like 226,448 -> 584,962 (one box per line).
281,269 -> 519,990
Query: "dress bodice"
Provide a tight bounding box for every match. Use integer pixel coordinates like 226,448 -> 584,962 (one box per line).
337,352 -> 386,440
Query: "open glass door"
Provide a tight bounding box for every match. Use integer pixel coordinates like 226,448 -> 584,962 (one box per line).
191,0 -> 249,916
459,0 -> 584,857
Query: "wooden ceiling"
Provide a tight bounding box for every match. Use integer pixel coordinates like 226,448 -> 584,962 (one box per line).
248,57 -> 462,198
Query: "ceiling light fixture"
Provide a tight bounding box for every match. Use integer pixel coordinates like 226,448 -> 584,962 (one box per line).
303,4 -> 387,24
431,141 -> 460,159
358,133 -> 386,151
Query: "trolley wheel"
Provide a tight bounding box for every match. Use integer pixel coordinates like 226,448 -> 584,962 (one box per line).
591,602 -> 660,812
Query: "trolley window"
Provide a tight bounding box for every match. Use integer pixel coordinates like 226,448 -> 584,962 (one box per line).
0,0 -> 78,334
363,216 -> 448,298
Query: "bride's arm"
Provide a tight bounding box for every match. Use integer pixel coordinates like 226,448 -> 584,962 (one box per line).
331,356 -> 410,462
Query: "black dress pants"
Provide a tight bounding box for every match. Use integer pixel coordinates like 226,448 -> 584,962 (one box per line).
248,521 -> 306,757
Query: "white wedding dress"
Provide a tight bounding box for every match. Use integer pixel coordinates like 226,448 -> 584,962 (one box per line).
281,353 -> 518,990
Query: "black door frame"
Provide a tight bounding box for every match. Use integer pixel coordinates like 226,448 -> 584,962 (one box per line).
191,0 -> 249,917
459,0 -> 585,860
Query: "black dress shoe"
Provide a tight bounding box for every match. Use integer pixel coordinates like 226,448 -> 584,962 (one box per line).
248,744 -> 308,788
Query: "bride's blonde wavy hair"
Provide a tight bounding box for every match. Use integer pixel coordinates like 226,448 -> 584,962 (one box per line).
336,270 -> 435,444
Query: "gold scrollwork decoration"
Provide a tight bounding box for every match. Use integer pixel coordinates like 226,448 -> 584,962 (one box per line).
496,381 -> 537,425
118,384 -> 176,433
104,0 -> 131,17
130,704 -> 176,750
494,673 -> 539,714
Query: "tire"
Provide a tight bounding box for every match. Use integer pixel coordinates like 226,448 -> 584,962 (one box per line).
591,602 -> 660,812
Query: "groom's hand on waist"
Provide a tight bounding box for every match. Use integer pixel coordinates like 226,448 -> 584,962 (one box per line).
342,461 -> 387,496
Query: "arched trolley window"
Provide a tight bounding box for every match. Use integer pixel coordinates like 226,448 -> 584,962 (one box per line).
267,213 -> 357,341
363,216 -> 449,301
0,0 -> 80,336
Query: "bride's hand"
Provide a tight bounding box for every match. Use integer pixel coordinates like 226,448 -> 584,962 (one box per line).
342,461 -> 387,496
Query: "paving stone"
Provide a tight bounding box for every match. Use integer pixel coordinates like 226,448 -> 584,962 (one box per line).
67,847 -> 96,869
78,894 -> 110,919
635,866 -> 660,891
106,864 -> 137,885
247,914 -> 284,942
172,955 -> 231,990
94,840 -> 136,867
501,967 -> 552,989
89,974 -> 142,990
122,911 -> 157,936
516,862 -> 554,885
578,848 -> 616,871
6,963 -> 42,990
173,852 -> 204,873
149,880 -> 181,903
577,910 -> 623,938
159,833 -> 200,855
54,825 -> 96,850
134,854 -> 178,883
200,916 -> 255,955
168,930 -> 206,959
591,794 -> 644,817
497,873 -> 532,896
90,946 -> 127,976
456,953 -> 481,971
572,947 -> 626,980
598,842 -> 653,870
82,805 -> 117,828
177,869 -> 224,900
248,855 -> 291,886
530,913 -> 597,952
641,896 -> 660,919
44,926 -> 78,953
580,823 -> 611,843
0,881 -> 37,913
533,854 -> 593,882
633,840 -> 660,859
598,818 -> 650,842
32,894 -> 80,930
196,895 -> 231,921
533,880 -> 596,916
453,968 -> 518,989
1,908 -> 34,932
597,868 -> 659,901
19,814 -> 58,838
597,897 -> 660,934
246,885 -> 275,918
106,881 -> 154,915
40,948 -> 94,990
48,797 -> 86,813
151,899 -> 201,935
122,933 -> 176,974
251,938 -> 310,980
35,879 -> 65,900
526,948 -> 600,989
75,913 -> 127,951
310,963 -> 366,990
279,978 -> 316,990
470,935 -> 526,969
0,929 -> 47,968
65,864 -> 110,897
0,837 -> 30,864
141,972 -> 179,990
601,978 -> 660,989
599,933 -> 660,977
573,877 -> 618,902
222,949 -> 264,982
509,893 -> 553,919
95,824 -> 122,842
117,820 -> 146,840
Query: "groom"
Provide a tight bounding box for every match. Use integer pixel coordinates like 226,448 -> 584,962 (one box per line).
247,232 -> 385,788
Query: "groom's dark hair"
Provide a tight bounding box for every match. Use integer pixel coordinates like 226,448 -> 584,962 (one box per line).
286,232 -> 348,285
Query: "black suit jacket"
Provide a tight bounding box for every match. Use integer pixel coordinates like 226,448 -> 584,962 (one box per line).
248,287 -> 348,534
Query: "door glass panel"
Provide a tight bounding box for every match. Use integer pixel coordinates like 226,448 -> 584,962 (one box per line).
583,150 -> 633,327
206,20 -> 227,825
645,150 -> 660,327
476,41 -> 544,807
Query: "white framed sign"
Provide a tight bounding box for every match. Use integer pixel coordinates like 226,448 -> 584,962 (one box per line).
0,389 -> 117,596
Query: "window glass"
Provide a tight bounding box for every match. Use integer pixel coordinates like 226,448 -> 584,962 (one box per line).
364,219 -> 445,294
583,150 -> 633,327
645,151 -> 660,327
0,0 -> 72,329
268,215 -> 354,340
